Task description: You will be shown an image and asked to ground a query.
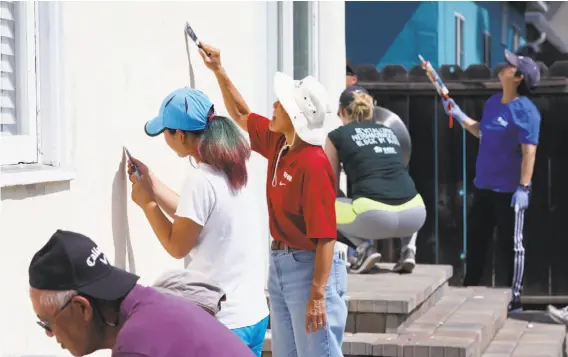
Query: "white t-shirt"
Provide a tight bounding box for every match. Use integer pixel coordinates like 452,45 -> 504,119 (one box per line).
175,163 -> 269,329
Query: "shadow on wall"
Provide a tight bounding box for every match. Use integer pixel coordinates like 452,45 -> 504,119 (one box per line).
1,181 -> 70,201
111,152 -> 136,274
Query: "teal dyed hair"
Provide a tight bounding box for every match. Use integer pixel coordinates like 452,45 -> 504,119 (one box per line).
196,116 -> 251,191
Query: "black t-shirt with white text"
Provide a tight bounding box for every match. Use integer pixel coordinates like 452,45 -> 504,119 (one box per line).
328,121 -> 417,204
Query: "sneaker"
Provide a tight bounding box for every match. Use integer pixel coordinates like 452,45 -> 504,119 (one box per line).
547,305 -> 568,325
349,242 -> 381,274
392,248 -> 415,274
508,300 -> 523,313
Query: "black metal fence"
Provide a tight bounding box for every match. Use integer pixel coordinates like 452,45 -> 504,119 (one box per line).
354,60 -> 568,303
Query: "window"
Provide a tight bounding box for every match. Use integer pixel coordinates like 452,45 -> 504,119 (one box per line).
501,3 -> 508,45
275,1 -> 319,79
455,13 -> 465,68
1,1 -> 38,165
512,25 -> 521,52
482,32 -> 492,67
0,1 -> 73,186
292,1 -> 318,80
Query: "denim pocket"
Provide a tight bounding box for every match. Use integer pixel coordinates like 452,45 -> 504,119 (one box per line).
290,250 -> 316,264
334,257 -> 348,296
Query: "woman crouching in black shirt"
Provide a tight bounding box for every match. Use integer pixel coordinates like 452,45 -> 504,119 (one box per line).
325,86 -> 426,274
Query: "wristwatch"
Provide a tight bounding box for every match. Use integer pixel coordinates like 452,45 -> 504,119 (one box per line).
518,184 -> 530,192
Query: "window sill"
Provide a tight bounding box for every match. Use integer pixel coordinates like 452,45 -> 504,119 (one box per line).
0,164 -> 76,188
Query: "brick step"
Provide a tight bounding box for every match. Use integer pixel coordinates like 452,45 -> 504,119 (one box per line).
265,263 -> 453,333
262,287 -> 511,357
398,287 -> 512,357
482,312 -> 567,357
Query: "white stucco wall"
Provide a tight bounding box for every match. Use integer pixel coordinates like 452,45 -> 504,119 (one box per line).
0,1 -> 345,356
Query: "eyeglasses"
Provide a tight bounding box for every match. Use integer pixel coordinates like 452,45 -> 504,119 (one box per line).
36,295 -> 75,333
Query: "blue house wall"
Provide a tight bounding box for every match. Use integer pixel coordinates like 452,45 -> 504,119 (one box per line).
346,1 -> 527,70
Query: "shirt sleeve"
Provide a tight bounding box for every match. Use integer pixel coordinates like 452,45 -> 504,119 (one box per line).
175,171 -> 216,225
247,113 -> 281,159
113,353 -> 151,357
511,99 -> 541,145
327,127 -> 341,151
301,152 -> 337,240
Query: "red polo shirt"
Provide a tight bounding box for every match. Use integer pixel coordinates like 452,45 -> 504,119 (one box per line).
247,113 -> 337,251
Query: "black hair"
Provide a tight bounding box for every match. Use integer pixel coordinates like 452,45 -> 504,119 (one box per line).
514,69 -> 531,96
166,114 -> 251,191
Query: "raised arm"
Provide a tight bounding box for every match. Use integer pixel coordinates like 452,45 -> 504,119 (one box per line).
442,98 -> 481,138
199,43 -> 251,132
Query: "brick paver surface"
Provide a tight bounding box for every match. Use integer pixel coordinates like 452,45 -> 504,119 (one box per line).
483,312 -> 566,357
346,264 -> 453,314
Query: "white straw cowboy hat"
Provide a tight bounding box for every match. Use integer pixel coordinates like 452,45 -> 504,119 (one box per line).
274,72 -> 335,146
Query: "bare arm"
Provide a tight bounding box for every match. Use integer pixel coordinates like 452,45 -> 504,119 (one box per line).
323,138 -> 341,193
213,67 -> 251,132
444,99 -> 480,138
142,202 -> 202,259
459,117 -> 481,138
520,144 -> 537,186
312,238 -> 335,294
150,174 -> 179,219
199,43 -> 251,132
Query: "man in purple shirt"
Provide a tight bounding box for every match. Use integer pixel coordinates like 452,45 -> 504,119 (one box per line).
28,230 -> 255,357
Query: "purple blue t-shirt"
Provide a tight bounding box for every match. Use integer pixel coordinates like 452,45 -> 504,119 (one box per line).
475,94 -> 541,193
112,285 -> 255,357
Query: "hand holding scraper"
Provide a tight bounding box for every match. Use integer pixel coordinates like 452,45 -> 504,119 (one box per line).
418,55 -> 454,128
123,146 -> 141,181
185,21 -> 211,57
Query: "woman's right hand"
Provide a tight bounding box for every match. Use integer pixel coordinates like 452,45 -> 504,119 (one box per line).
127,157 -> 151,180
127,157 -> 154,193
198,43 -> 222,72
441,98 -> 467,123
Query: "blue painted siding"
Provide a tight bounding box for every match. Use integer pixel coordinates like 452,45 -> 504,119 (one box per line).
346,1 -> 527,70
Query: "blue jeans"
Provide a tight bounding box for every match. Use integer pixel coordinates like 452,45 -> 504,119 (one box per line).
232,316 -> 269,357
268,248 -> 348,357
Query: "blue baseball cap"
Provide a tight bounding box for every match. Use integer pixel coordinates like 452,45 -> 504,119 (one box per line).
339,85 -> 369,108
504,49 -> 541,89
145,87 -> 214,137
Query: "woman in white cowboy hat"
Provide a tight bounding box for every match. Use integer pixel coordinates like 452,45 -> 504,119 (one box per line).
198,43 -> 347,357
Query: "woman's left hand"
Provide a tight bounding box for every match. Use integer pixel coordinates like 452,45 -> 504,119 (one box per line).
130,173 -> 155,209
305,289 -> 327,333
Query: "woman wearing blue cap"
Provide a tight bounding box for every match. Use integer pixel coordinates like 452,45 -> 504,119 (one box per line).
442,49 -> 542,311
128,88 -> 268,356
325,85 -> 426,275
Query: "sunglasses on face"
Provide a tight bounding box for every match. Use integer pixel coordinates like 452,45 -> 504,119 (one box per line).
36,295 -> 76,333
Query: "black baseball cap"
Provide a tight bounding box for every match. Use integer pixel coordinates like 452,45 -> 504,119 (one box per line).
505,49 -> 541,89
346,61 -> 356,76
339,85 -> 369,108
29,230 -> 139,300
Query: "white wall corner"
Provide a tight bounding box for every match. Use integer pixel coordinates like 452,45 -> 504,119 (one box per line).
317,1 -> 346,134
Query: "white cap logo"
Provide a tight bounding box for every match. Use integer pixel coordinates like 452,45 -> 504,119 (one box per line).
86,246 -> 109,267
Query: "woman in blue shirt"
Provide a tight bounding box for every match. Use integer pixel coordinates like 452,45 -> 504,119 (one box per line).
442,49 -> 541,311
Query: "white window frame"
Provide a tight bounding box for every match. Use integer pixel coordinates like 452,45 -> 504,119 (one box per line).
501,3 -> 509,45
482,31 -> 492,67
454,12 -> 465,68
277,1 -> 319,79
1,1 -> 38,165
266,1 -> 320,111
512,25 -> 521,51
1,1 -> 74,187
